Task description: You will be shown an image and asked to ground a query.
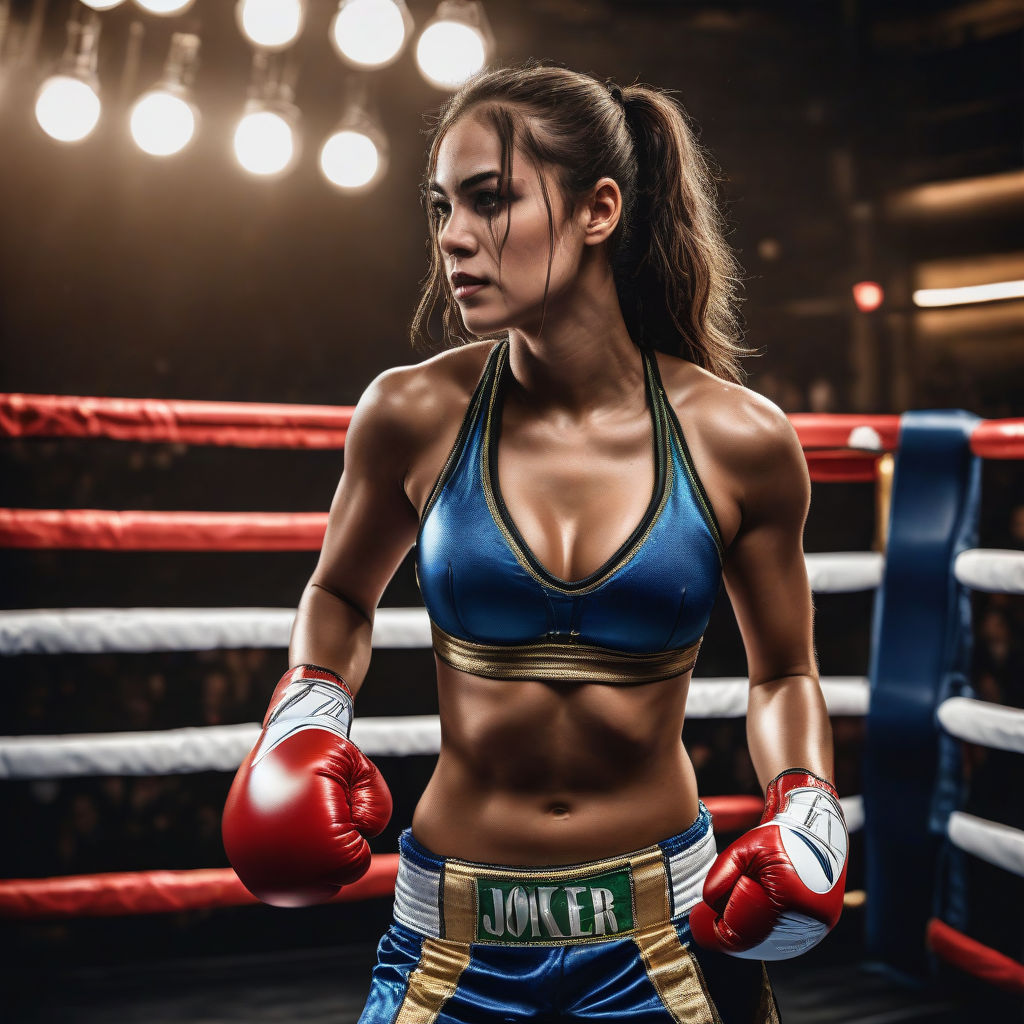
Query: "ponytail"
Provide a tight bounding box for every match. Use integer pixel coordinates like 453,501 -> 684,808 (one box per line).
615,85 -> 751,383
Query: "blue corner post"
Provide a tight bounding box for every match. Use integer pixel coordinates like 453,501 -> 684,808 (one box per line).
864,410 -> 980,975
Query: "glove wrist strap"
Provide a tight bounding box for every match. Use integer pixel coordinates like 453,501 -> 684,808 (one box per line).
761,767 -> 841,823
263,664 -> 355,738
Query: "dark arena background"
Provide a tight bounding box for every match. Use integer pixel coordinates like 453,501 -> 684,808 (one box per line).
1,0 -> 1023,1021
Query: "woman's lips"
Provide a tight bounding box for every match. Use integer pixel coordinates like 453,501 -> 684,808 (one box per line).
454,281 -> 488,298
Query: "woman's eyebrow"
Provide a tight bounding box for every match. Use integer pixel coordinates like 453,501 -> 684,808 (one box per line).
427,169 -> 501,197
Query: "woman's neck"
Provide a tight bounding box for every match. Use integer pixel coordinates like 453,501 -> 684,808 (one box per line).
505,258 -> 645,419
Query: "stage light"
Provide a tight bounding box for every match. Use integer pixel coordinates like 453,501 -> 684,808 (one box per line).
132,0 -> 196,16
131,92 -> 195,156
236,0 -> 305,52
233,51 -> 300,178
79,0 -> 127,10
852,281 -> 884,313
319,79 -> 388,190
129,33 -> 200,157
913,280 -> 1024,307
235,107 -> 298,176
35,10 -> 102,143
320,130 -> 381,189
416,0 -> 492,89
329,0 -> 412,69
36,77 -> 101,143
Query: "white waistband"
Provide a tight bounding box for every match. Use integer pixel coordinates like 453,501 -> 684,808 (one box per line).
393,811 -> 718,942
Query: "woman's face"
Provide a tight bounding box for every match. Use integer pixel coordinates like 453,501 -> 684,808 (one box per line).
429,111 -> 585,337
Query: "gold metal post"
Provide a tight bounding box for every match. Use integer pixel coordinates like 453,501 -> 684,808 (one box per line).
875,452 -> 895,552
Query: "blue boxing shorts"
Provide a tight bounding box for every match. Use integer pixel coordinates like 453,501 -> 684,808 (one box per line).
357,803 -> 781,1023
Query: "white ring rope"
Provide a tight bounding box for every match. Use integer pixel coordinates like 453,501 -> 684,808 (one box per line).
947,811 -> 1024,878
804,552 -> 884,593
0,721 -> 866,837
840,795 -> 865,834
0,717 -> 440,779
954,548 -> 1024,594
937,697 -> 1024,755
686,677 -> 869,718
0,607 -> 431,655
0,555 -> 882,657
0,678 -> 867,780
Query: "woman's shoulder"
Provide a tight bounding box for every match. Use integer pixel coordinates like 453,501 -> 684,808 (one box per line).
654,350 -> 804,478
354,340 -> 498,452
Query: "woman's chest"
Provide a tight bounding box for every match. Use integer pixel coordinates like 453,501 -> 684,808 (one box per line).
416,405 -> 723,660
493,410 -> 657,584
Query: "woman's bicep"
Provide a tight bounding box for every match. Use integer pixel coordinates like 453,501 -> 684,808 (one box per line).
721,421 -> 816,686
309,371 -> 422,621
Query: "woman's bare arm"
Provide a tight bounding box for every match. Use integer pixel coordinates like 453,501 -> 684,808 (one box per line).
689,396 -> 847,958
719,398 -> 834,787
289,366 -> 423,697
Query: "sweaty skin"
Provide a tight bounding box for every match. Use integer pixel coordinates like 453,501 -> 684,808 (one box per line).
289,109 -> 834,866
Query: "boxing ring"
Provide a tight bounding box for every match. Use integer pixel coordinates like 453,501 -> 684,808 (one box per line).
1,391 -> 1022,1019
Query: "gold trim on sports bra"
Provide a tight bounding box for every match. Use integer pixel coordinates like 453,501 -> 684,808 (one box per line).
655,379 -> 724,560
481,340 -> 674,597
418,341 -> 507,533
431,621 -> 702,685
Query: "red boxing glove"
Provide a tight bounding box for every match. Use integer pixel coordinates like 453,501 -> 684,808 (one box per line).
221,665 -> 392,908
690,768 -> 848,960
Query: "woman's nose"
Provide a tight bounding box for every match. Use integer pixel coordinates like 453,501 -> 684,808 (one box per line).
438,208 -> 477,257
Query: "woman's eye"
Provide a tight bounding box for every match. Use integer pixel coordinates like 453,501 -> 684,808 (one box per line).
476,190 -> 505,213
428,191 -> 505,225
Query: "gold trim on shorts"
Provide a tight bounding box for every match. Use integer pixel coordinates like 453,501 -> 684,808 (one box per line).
431,621 -> 702,685
392,937 -> 472,1024
634,923 -> 722,1024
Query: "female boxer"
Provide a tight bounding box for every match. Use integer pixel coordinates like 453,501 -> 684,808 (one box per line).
222,63 -> 848,1023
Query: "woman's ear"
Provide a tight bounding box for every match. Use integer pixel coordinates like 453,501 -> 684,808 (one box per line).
581,177 -> 622,247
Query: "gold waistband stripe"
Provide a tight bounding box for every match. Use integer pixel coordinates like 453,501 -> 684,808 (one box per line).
439,845 -> 674,946
431,622 -> 702,685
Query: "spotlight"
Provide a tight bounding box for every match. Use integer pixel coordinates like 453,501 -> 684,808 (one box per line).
129,32 -> 200,157
233,51 -> 300,178
319,78 -> 388,190
79,1 -> 127,10
132,0 -> 196,16
415,0 -> 492,90
852,281 -> 884,313
236,0 -> 305,52
35,10 -> 102,143
329,0 -> 413,69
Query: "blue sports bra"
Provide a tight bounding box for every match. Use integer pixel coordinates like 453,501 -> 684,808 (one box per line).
415,339 -> 723,685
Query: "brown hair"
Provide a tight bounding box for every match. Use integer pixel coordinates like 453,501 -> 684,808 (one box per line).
411,61 -> 751,383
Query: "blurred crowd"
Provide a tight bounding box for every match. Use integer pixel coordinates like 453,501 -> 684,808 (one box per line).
9,649 -> 272,878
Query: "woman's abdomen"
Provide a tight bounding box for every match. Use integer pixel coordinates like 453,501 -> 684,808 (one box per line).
410,660 -> 701,864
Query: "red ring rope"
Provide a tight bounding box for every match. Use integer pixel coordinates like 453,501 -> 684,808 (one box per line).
788,414 -> 900,450
970,419 -> 1024,460
0,509 -> 326,550
0,856 -> 399,919
927,917 -> 1024,993
0,393 -> 350,448
4,394 -> 1022,462
0,798 -> 762,919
